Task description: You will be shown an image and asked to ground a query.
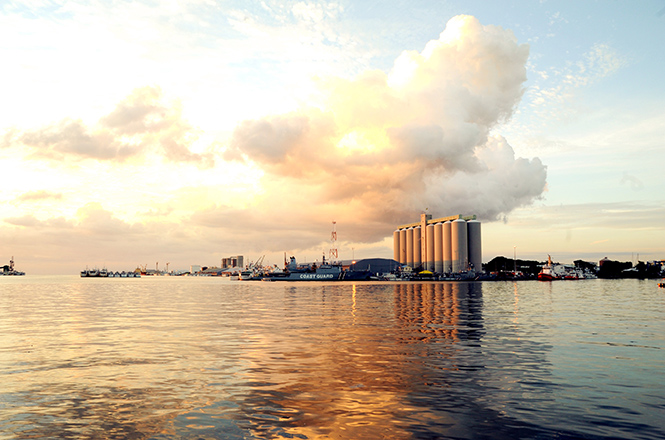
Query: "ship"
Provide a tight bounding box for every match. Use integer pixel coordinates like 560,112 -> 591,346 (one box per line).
1,257 -> 25,276
257,255 -> 372,282
268,255 -> 343,281
538,255 -> 597,281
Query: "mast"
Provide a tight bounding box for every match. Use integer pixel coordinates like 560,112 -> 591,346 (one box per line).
329,221 -> 338,261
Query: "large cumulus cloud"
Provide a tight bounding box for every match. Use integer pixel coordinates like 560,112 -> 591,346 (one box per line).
223,15 -> 547,242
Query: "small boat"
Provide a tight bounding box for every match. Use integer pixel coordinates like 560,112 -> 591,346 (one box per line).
81,268 -> 141,278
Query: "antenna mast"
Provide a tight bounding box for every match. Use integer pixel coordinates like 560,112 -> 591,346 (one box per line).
329,221 -> 338,261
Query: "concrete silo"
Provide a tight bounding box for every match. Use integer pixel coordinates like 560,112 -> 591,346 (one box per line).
443,221 -> 452,273
451,219 -> 468,273
467,220 -> 482,273
426,224 -> 435,272
434,223 -> 443,273
394,213 -> 480,273
399,229 -> 407,264
413,226 -> 421,269
405,228 -> 414,267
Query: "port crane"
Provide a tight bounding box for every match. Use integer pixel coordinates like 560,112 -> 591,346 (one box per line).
249,255 -> 265,270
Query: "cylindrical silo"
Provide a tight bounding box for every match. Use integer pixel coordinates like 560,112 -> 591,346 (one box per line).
467,220 -> 482,273
426,224 -> 435,272
405,228 -> 414,268
399,229 -> 407,264
451,219 -> 468,273
393,230 -> 400,263
443,221 -> 452,273
434,223 -> 443,273
413,226 -> 421,269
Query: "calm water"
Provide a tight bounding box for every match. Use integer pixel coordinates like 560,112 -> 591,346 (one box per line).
1,277 -> 664,440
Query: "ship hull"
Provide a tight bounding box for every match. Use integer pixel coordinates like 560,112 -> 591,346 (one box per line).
271,272 -> 341,281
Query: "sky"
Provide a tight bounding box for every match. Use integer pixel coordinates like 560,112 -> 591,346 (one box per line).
1,0 -> 664,274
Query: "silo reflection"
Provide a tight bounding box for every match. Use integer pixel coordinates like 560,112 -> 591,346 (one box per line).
393,282 -> 485,345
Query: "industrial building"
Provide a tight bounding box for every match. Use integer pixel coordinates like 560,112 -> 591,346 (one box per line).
393,214 -> 481,274
221,256 -> 244,269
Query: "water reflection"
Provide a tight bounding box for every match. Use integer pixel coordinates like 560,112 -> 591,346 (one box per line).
226,283 -> 422,440
393,282 -> 485,345
197,282 -> 543,440
2,278 -> 663,439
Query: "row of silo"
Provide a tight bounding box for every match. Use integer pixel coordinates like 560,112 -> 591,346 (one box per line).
393,218 -> 482,274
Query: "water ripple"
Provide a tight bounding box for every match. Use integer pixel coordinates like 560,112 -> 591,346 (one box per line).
1,277 -> 664,439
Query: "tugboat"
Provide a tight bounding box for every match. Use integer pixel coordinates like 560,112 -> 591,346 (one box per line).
1,257 -> 25,276
538,255 -> 558,281
538,255 -> 596,281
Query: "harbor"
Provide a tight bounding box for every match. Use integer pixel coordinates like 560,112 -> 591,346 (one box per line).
80,268 -> 141,278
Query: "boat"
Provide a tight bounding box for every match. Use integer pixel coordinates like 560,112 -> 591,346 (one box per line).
239,269 -> 259,281
81,267 -> 141,278
538,256 -> 558,280
538,255 -> 597,281
81,267 -> 100,277
341,268 -> 373,281
268,255 -> 343,281
1,257 -> 25,276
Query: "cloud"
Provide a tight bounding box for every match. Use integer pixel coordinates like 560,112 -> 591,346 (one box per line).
520,42 -> 627,131
15,118 -> 142,160
620,172 -> 644,190
222,15 -> 547,247
3,214 -> 73,229
507,201 -> 665,231
15,190 -> 64,202
4,86 -> 214,168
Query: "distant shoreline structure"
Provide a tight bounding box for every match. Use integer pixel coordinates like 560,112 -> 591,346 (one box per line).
80,267 -> 141,278
1,257 -> 25,276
